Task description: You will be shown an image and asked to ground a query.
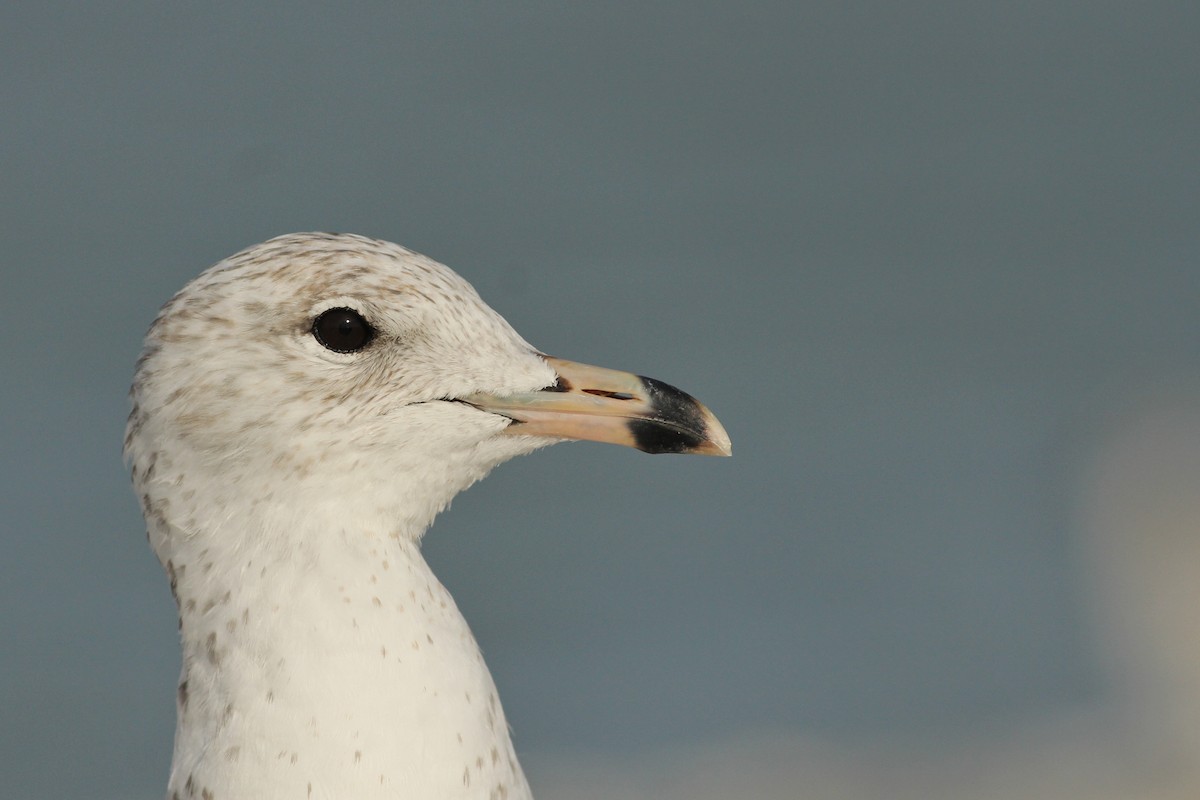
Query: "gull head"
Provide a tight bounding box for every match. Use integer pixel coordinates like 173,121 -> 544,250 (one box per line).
125,232 -> 730,548
122,232 -> 730,799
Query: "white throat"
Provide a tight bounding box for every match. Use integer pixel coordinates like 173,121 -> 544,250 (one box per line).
158,499 -> 531,800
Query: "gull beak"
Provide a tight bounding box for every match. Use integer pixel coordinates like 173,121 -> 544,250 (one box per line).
461,356 -> 732,456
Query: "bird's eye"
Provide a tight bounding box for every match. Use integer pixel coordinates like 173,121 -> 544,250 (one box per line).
312,307 -> 374,353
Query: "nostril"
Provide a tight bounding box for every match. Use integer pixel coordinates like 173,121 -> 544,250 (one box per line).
583,389 -> 636,401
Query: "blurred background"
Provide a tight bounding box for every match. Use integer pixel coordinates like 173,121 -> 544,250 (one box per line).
2,3 -> 1199,798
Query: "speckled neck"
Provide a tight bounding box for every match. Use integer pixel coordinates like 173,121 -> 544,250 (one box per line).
161,518 -> 532,800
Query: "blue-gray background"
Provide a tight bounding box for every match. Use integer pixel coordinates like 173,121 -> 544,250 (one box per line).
3,3 -> 1199,798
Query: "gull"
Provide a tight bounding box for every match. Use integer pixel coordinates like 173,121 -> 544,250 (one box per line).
124,233 -> 731,800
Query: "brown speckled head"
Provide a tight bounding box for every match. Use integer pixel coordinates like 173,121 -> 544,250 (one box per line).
125,232 -> 560,549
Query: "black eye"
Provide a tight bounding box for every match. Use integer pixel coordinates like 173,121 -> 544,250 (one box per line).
312,307 -> 374,353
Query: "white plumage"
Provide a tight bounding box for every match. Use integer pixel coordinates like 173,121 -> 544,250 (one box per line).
125,233 -> 729,799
